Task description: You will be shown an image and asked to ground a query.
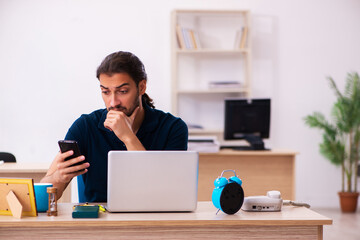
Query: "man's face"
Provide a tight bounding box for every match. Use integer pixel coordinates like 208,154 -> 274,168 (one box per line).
99,73 -> 146,116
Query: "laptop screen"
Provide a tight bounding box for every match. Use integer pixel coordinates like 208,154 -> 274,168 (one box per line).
107,151 -> 199,212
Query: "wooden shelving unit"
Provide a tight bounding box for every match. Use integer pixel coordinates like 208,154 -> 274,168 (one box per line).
171,9 -> 252,140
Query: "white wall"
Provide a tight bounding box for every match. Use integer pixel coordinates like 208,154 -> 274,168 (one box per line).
1,0 -> 359,207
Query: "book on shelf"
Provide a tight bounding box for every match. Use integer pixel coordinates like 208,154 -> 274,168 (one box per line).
176,25 -> 186,49
193,31 -> 202,49
187,123 -> 204,130
182,28 -> 193,49
234,30 -> 242,49
209,81 -> 242,89
239,26 -> 248,49
189,30 -> 197,49
234,27 -> 248,49
188,135 -> 220,153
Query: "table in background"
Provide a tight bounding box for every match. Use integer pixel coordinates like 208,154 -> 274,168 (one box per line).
0,202 -> 332,240
0,162 -> 71,203
199,149 -> 297,201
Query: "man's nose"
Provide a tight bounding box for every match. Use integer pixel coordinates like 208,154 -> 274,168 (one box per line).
110,94 -> 119,107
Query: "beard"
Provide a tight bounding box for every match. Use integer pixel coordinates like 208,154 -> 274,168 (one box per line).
107,92 -> 140,117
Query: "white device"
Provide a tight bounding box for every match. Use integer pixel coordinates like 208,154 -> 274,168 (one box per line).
107,151 -> 199,212
241,190 -> 283,212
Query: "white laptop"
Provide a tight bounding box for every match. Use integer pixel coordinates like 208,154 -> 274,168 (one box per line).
107,151 -> 199,212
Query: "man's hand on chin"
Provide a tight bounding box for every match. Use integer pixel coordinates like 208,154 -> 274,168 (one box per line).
103,107 -> 139,142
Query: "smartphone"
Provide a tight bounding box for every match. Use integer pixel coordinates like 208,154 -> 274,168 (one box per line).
58,140 -> 84,166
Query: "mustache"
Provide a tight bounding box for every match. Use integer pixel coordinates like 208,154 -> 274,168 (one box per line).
108,105 -> 127,111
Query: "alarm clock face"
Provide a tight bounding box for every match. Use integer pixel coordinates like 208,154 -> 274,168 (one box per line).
220,182 -> 244,214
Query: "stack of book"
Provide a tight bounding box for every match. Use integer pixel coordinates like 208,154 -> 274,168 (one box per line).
176,25 -> 201,50
188,136 -> 220,153
209,81 -> 242,89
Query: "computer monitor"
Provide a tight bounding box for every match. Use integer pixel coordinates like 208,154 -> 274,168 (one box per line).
224,98 -> 271,150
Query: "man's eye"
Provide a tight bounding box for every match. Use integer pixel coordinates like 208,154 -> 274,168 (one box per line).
102,91 -> 110,95
117,90 -> 128,94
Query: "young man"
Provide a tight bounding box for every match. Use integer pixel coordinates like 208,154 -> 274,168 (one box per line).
41,51 -> 188,202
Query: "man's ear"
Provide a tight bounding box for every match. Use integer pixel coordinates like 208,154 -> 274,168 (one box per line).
138,80 -> 146,95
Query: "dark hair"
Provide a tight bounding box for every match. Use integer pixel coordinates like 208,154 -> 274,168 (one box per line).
96,51 -> 155,108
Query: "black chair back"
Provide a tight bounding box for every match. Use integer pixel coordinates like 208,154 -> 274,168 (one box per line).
0,152 -> 16,162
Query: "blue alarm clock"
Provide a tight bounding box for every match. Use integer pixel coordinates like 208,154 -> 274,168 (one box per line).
212,169 -> 244,215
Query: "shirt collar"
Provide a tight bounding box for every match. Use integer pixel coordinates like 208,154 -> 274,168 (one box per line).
137,101 -> 159,135
98,109 -> 110,132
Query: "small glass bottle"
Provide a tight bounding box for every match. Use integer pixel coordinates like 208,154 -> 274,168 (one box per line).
47,187 -> 58,216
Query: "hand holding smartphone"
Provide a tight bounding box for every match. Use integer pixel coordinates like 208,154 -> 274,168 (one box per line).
58,140 -> 85,166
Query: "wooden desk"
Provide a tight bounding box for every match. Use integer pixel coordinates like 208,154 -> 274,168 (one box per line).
199,149 -> 297,201
0,163 -> 71,202
0,202 -> 332,240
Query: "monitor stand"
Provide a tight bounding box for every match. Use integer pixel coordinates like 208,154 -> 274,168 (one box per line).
221,134 -> 270,151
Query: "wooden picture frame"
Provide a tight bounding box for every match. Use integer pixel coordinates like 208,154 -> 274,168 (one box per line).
0,178 -> 37,217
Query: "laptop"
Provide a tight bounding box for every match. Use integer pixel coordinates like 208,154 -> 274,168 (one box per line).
107,151 -> 199,212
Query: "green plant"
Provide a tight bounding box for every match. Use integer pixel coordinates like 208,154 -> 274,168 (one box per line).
304,72 -> 360,193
